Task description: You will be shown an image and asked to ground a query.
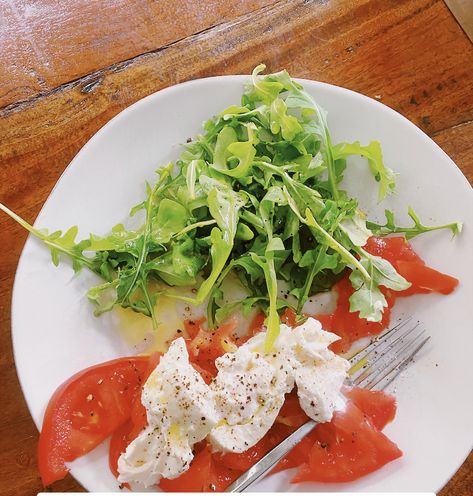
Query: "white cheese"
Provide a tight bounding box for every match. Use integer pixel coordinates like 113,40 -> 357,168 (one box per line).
117,338 -> 219,487
209,333 -> 294,452
208,318 -> 350,451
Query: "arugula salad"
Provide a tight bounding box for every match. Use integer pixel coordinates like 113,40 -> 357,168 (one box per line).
0,65 -> 461,350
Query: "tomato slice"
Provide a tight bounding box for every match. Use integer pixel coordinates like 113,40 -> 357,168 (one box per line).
291,399 -> 402,483
160,444 -> 212,492
364,236 -> 424,265
281,307 -> 298,326
344,387 -> 397,431
186,318 -> 238,378
276,391 -> 309,428
315,274 -> 396,354
109,420 -> 134,480
38,356 -> 150,486
364,236 -> 458,296
207,458 -> 242,492
395,261 -> 458,295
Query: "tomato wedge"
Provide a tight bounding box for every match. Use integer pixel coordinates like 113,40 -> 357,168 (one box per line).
315,274 -> 396,354
186,318 -> 238,377
159,445 -> 243,492
344,387 -> 396,431
291,397 -> 402,483
364,236 -> 458,295
38,356 -> 149,486
396,261 -> 458,295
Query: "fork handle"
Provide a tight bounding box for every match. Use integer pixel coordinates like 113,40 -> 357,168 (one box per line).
224,419 -> 318,492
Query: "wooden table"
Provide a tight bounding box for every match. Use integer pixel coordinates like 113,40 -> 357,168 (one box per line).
0,1 -> 472,494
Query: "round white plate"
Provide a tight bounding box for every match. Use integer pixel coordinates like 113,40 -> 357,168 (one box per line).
12,76 -> 473,492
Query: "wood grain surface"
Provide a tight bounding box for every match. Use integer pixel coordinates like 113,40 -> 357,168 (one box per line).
0,0 -> 472,494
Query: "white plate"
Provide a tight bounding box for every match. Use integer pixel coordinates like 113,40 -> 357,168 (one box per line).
12,76 -> 473,492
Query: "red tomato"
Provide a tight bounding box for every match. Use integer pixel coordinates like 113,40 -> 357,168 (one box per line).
160,445 -> 212,492
109,420 -> 133,480
207,458 -> 242,492
344,387 -> 397,431
291,399 -> 402,483
187,318 -> 238,377
315,274 -> 396,354
184,317 -> 206,339
159,445 -> 243,492
248,312 -> 266,336
216,437 -> 273,472
273,433 -> 315,473
364,236 -> 423,265
396,261 -> 458,295
364,236 -> 458,296
38,356 -> 150,486
281,307 -> 298,326
276,391 -> 309,428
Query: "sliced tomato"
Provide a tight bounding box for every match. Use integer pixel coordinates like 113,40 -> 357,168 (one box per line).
364,236 -> 424,265
291,399 -> 402,483
248,312 -> 266,337
207,458 -> 242,492
38,356 -> 150,486
396,261 -> 458,295
273,432 -> 315,473
281,307 -> 298,326
276,391 -> 309,428
364,236 -> 458,296
159,445 -> 212,492
187,318 -> 238,377
315,274 -> 396,354
344,387 -> 397,431
184,317 -> 206,339
109,420 -> 134,480
216,437 -> 272,472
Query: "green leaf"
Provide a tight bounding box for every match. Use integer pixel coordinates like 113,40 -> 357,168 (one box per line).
244,64 -> 284,105
270,98 -> 303,141
367,207 -> 463,239
349,269 -> 387,322
213,126 -> 238,169
171,227 -> 232,305
332,141 -> 396,201
0,203 -> 93,272
339,211 -> 373,247
348,249 -> 411,322
250,252 -> 280,351
152,199 -> 187,244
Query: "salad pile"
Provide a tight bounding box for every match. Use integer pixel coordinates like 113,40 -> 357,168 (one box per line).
0,65 -> 460,351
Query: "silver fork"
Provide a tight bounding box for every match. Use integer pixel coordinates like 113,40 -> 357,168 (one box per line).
225,318 -> 429,492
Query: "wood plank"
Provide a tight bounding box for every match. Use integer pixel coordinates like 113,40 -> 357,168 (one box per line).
0,0 -> 278,108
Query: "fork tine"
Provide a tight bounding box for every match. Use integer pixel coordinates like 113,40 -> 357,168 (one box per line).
349,319 -> 420,382
355,328 -> 428,390
371,335 -> 430,391
348,317 -> 414,367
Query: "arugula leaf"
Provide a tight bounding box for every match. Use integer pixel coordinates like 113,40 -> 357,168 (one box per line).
0,203 -> 92,272
270,98 -> 303,140
349,249 -> 411,321
367,207 -> 463,239
244,64 -> 284,105
332,141 -> 396,201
